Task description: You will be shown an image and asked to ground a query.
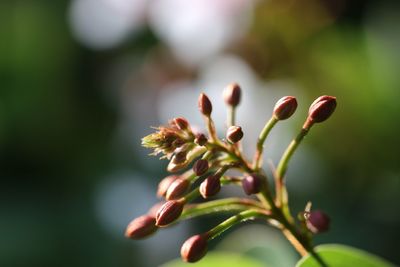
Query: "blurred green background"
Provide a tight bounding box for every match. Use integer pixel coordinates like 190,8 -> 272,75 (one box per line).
1,0 -> 400,266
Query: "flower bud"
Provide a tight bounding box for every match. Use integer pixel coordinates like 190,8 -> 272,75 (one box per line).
181,234 -> 208,263
199,175 -> 221,198
223,83 -> 241,107
273,96 -> 298,120
125,215 -> 157,239
194,133 -> 208,146
306,210 -> 330,234
157,175 -> 179,197
166,178 -> 190,200
193,159 -> 209,176
172,117 -> 190,131
242,174 -> 263,195
226,126 -> 243,143
148,201 -> 165,217
198,93 -> 212,116
172,150 -> 187,164
156,200 -> 184,226
308,96 -> 337,123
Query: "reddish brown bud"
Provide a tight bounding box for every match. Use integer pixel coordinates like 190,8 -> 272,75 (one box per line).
226,126 -> 243,143
166,178 -> 190,200
181,234 -> 208,263
172,150 -> 187,164
193,159 -> 209,176
242,174 -> 263,195
308,96 -> 337,123
199,175 -> 221,198
306,210 -> 330,234
194,133 -> 208,146
223,83 -> 241,107
157,175 -> 179,197
273,96 -> 298,120
156,200 -> 184,226
125,215 -> 157,239
148,202 -> 165,217
172,117 -> 190,131
198,93 -> 212,116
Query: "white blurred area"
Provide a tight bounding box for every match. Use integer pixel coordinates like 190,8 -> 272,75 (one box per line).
69,0 -> 254,65
69,0 -> 147,49
148,0 -> 254,66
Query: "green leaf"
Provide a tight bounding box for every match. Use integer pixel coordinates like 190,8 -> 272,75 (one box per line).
296,244 -> 396,267
161,251 -> 268,267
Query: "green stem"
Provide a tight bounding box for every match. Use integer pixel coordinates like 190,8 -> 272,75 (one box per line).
182,188 -> 200,203
227,106 -> 236,127
275,124 -> 312,214
206,142 -> 252,173
206,210 -> 270,240
254,117 -> 278,170
205,115 -> 219,143
275,126 -> 312,181
180,198 -> 264,220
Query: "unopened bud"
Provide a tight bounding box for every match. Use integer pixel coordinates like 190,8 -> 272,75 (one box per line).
273,96 -> 298,120
198,93 -> 212,116
193,159 -> 209,176
156,200 -> 184,226
199,175 -> 221,198
172,117 -> 190,131
308,96 -> 337,123
148,202 -> 165,217
172,150 -> 187,164
226,126 -> 243,143
125,215 -> 157,239
242,174 -> 263,195
223,83 -> 241,107
306,210 -> 330,234
181,234 -> 208,263
157,175 -> 179,197
194,133 -> 208,146
166,178 -> 190,200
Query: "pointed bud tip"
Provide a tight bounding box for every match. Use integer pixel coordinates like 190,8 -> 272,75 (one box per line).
172,117 -> 190,131
194,133 -> 208,146
166,178 -> 190,200
155,200 -> 184,226
306,210 -> 330,234
199,175 -> 221,198
242,174 -> 263,195
125,215 -> 157,239
273,96 -> 298,120
172,150 -> 187,165
308,95 -> 337,123
226,126 -> 243,143
193,159 -> 209,176
198,93 -> 212,116
181,234 -> 208,263
157,175 -> 179,197
223,83 -> 241,107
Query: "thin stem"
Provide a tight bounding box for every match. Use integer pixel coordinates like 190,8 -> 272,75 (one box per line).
182,188 -> 200,203
180,198 -> 264,220
206,210 -> 270,240
227,106 -> 236,127
205,116 -> 219,143
275,126 -> 312,181
253,117 -> 278,170
275,125 -> 312,212
206,142 -> 253,173
274,208 -> 328,267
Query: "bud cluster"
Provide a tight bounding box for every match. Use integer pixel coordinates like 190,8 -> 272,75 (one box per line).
127,83 -> 336,264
